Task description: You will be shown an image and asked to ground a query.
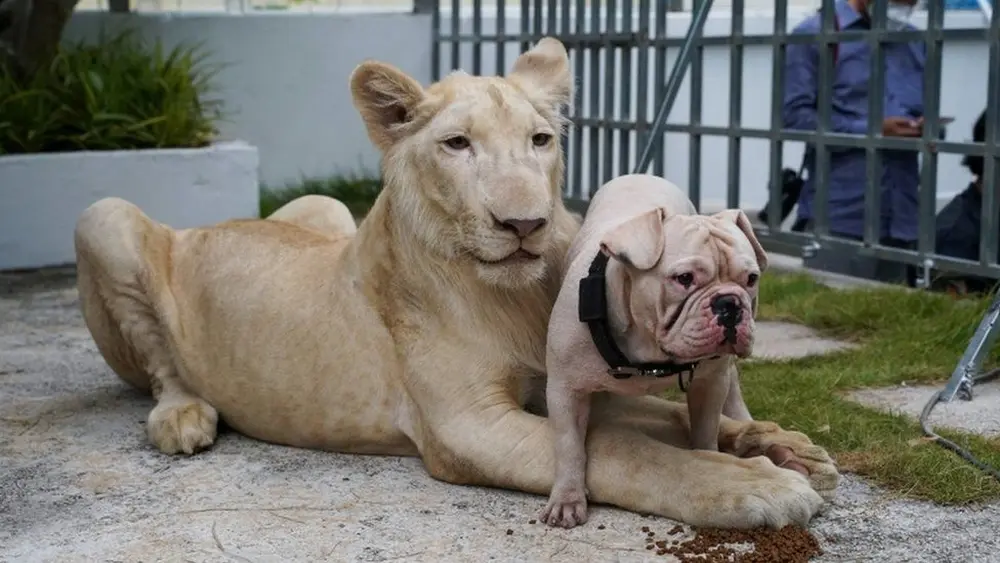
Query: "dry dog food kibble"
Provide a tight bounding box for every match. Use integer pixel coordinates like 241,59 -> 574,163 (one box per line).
640,525 -> 822,562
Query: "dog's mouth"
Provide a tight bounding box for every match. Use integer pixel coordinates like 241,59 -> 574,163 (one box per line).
476,248 -> 541,265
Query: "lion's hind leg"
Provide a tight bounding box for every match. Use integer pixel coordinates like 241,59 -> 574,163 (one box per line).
265,194 -> 358,238
75,197 -> 218,455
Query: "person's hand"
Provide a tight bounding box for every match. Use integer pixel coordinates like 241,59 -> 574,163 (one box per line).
882,116 -> 922,137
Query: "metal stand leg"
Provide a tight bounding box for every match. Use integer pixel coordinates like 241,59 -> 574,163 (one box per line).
938,289 -> 1000,403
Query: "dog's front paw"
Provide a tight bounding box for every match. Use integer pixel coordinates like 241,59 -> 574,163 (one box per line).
147,398 -> 218,455
539,486 -> 589,529
733,422 -> 840,500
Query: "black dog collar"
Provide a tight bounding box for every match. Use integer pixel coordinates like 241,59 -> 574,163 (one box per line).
578,251 -> 699,391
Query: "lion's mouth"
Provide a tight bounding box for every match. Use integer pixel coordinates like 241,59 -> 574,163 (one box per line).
476,248 -> 541,265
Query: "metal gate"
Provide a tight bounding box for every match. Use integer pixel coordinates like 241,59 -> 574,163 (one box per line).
414,0 -> 1000,444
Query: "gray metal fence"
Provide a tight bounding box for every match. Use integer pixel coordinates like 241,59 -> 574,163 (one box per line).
416,0 -> 1000,288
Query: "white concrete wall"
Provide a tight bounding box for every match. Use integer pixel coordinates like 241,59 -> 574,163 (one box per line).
0,142 -> 259,270
63,11 -> 434,188
64,9 -> 991,211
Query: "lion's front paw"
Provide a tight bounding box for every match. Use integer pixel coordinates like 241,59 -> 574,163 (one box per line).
696,457 -> 825,529
734,422 -> 840,500
539,486 -> 589,529
147,398 -> 218,455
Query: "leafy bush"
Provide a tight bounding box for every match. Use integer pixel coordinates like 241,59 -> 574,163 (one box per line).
0,30 -> 225,155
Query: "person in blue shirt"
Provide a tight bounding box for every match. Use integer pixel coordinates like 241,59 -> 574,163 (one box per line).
783,0 -> 925,285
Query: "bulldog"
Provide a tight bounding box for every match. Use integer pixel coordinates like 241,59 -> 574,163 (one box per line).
539,173 -> 768,528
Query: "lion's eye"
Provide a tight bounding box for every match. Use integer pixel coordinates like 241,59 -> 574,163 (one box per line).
747,273 -> 759,287
532,133 -> 553,147
444,136 -> 471,150
673,273 -> 694,289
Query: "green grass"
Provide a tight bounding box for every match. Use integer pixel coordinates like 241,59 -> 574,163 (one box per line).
260,174 -> 382,219
720,272 -> 1000,504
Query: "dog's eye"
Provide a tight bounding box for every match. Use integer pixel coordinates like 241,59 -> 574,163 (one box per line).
444,136 -> 471,150
747,273 -> 759,287
532,133 -> 553,147
673,273 -> 694,289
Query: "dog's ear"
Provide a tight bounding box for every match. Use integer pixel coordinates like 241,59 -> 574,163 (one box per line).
713,209 -> 768,272
350,61 -> 426,152
508,37 -> 573,110
599,207 -> 668,271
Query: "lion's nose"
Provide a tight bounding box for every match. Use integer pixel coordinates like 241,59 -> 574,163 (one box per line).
496,216 -> 547,238
711,294 -> 743,328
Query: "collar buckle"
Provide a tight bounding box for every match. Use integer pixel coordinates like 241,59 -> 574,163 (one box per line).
608,366 -> 641,379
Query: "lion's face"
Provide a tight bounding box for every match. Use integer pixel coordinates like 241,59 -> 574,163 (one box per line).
349,39 -> 572,288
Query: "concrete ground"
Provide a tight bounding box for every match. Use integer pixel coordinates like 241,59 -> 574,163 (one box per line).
4,269 -> 1000,562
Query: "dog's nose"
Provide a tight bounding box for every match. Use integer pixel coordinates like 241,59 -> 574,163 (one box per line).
497,217 -> 547,238
711,294 -> 743,328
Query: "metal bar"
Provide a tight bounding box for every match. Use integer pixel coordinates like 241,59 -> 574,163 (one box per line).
811,0 -> 836,239
427,0 -> 441,81
588,0 -> 601,195
763,0 -> 787,232
603,0 -> 618,184
752,233 -> 1000,279
619,0 -> 635,177
634,0 -> 715,173
863,0 -> 886,249
568,119 -> 1000,155
534,0 -> 543,41
450,0 -> 461,71
472,0 -> 483,75
547,0 -> 557,35
572,0 -> 585,198
725,0 -> 744,210
558,0 -> 570,196
688,1 -> 704,210
520,0 -> 530,53
980,7 -> 1000,268
635,0 -> 651,182
651,0 -> 668,177
917,0 -> 945,287
438,27 -> 983,47
496,0 -> 506,75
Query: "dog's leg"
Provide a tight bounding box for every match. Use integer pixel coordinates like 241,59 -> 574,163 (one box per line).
265,194 -> 358,238
685,358 -> 732,451
722,361 -> 753,421
75,198 -> 218,455
538,378 -> 591,528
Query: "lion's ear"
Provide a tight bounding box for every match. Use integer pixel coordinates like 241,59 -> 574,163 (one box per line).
508,37 -> 572,110
350,61 -> 426,152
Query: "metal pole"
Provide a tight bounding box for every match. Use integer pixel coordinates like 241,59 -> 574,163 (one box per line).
634,0 -> 714,174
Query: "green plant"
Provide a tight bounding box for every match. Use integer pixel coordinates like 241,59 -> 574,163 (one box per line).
0,29 -> 226,155
260,173 -> 382,218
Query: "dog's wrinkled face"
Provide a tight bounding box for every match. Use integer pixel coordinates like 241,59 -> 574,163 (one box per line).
601,207 -> 768,364
349,38 -> 572,288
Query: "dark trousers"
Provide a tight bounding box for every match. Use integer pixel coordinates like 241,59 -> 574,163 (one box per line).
801,221 -> 917,287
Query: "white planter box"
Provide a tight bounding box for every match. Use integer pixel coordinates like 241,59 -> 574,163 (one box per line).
0,141 -> 260,271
